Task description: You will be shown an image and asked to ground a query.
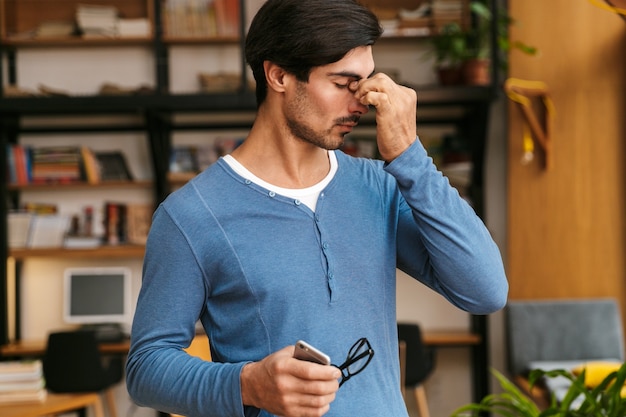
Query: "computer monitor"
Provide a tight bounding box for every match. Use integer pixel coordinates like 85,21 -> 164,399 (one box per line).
63,267 -> 132,326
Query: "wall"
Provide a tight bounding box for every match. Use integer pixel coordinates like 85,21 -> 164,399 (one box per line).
7,1 -> 511,417
506,2 -> 626,310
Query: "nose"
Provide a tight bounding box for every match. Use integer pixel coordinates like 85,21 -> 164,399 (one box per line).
349,95 -> 370,116
347,81 -> 369,115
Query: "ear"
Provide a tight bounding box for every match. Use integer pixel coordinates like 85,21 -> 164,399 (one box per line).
264,61 -> 289,93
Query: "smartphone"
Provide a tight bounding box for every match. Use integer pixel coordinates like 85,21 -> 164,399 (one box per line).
293,340 -> 331,365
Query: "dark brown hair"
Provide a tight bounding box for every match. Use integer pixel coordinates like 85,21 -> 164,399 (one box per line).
245,0 -> 382,105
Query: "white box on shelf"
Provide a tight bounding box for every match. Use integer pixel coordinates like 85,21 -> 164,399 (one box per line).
27,215 -> 70,248
7,212 -> 34,248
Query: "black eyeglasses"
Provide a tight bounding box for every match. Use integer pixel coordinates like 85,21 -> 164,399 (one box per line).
334,337 -> 374,387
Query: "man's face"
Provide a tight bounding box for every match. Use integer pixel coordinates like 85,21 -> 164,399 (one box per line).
284,46 -> 375,150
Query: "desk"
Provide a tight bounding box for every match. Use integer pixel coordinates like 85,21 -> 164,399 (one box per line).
0,339 -> 131,357
1,331 -> 479,357
0,392 -> 104,417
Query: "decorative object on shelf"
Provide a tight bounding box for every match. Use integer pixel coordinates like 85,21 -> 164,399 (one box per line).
504,78 -> 555,170
429,0 -> 537,85
198,72 -> 241,93
95,151 -> 133,181
451,364 -> 626,417
7,212 -> 33,249
27,214 -> 70,249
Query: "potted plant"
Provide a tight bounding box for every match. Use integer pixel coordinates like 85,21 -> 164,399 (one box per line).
430,0 -> 537,86
429,22 -> 467,85
451,363 -> 626,416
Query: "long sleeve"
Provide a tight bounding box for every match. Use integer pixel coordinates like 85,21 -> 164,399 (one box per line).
385,139 -> 508,314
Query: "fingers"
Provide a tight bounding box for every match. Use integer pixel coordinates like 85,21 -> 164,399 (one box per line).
241,345 -> 340,417
351,73 -> 418,162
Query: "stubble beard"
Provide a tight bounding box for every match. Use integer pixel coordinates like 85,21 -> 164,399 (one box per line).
285,82 -> 355,151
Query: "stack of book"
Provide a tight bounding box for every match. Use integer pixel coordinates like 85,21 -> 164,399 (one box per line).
0,360 -> 46,405
30,146 -> 83,184
117,18 -> 151,37
36,20 -> 76,38
162,0 -> 240,38
6,145 -> 133,186
76,4 -> 119,38
431,0 -> 470,32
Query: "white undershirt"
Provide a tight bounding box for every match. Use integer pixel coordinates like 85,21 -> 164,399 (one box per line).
222,151 -> 338,212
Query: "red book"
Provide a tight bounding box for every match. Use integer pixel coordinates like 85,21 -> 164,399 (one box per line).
13,145 -> 29,185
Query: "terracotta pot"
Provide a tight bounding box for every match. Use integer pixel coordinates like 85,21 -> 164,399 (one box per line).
461,59 -> 491,85
437,66 -> 463,86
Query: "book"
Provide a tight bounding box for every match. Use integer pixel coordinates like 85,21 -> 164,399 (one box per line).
117,18 -> 151,37
76,3 -> 119,38
0,360 -> 46,405
23,202 -> 57,215
36,20 -> 76,38
81,146 -> 101,184
0,360 -> 42,383
63,235 -> 102,249
0,388 -> 46,404
104,202 -> 127,245
126,204 -> 153,245
6,144 -> 31,185
30,146 -> 82,184
214,0 -> 240,37
169,146 -> 198,173
0,378 -> 44,392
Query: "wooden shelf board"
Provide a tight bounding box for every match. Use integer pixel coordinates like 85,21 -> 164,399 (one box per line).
7,180 -> 153,192
163,36 -> 239,45
422,331 -> 481,346
1,36 -> 153,47
9,245 -> 145,259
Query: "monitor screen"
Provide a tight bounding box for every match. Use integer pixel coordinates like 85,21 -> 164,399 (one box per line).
63,267 -> 132,325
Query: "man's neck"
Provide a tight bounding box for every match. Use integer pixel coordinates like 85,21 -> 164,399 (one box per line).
230,110 -> 331,189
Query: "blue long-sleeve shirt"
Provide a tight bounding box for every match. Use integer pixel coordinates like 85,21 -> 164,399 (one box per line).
126,139 -> 508,417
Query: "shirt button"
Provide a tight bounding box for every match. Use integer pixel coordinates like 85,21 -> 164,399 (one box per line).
294,199 -> 301,206
269,191 -> 276,197
245,179 -> 251,185
322,242 -> 329,249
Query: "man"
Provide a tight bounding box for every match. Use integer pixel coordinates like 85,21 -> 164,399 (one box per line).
126,1 -> 508,416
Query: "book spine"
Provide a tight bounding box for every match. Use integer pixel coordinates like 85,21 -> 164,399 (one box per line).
81,146 -> 101,184
6,145 -> 17,185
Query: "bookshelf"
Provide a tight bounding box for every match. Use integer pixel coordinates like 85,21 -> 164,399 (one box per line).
0,0 -> 500,406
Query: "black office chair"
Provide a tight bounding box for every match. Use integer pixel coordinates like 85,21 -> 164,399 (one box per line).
398,323 -> 436,417
43,330 -> 123,417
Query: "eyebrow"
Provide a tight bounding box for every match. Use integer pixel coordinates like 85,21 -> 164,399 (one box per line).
327,70 -> 376,80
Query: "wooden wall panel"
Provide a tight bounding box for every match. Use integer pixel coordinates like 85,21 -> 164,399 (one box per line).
507,1 -> 626,306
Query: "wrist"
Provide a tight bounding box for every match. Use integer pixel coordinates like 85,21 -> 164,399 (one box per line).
240,362 -> 259,407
